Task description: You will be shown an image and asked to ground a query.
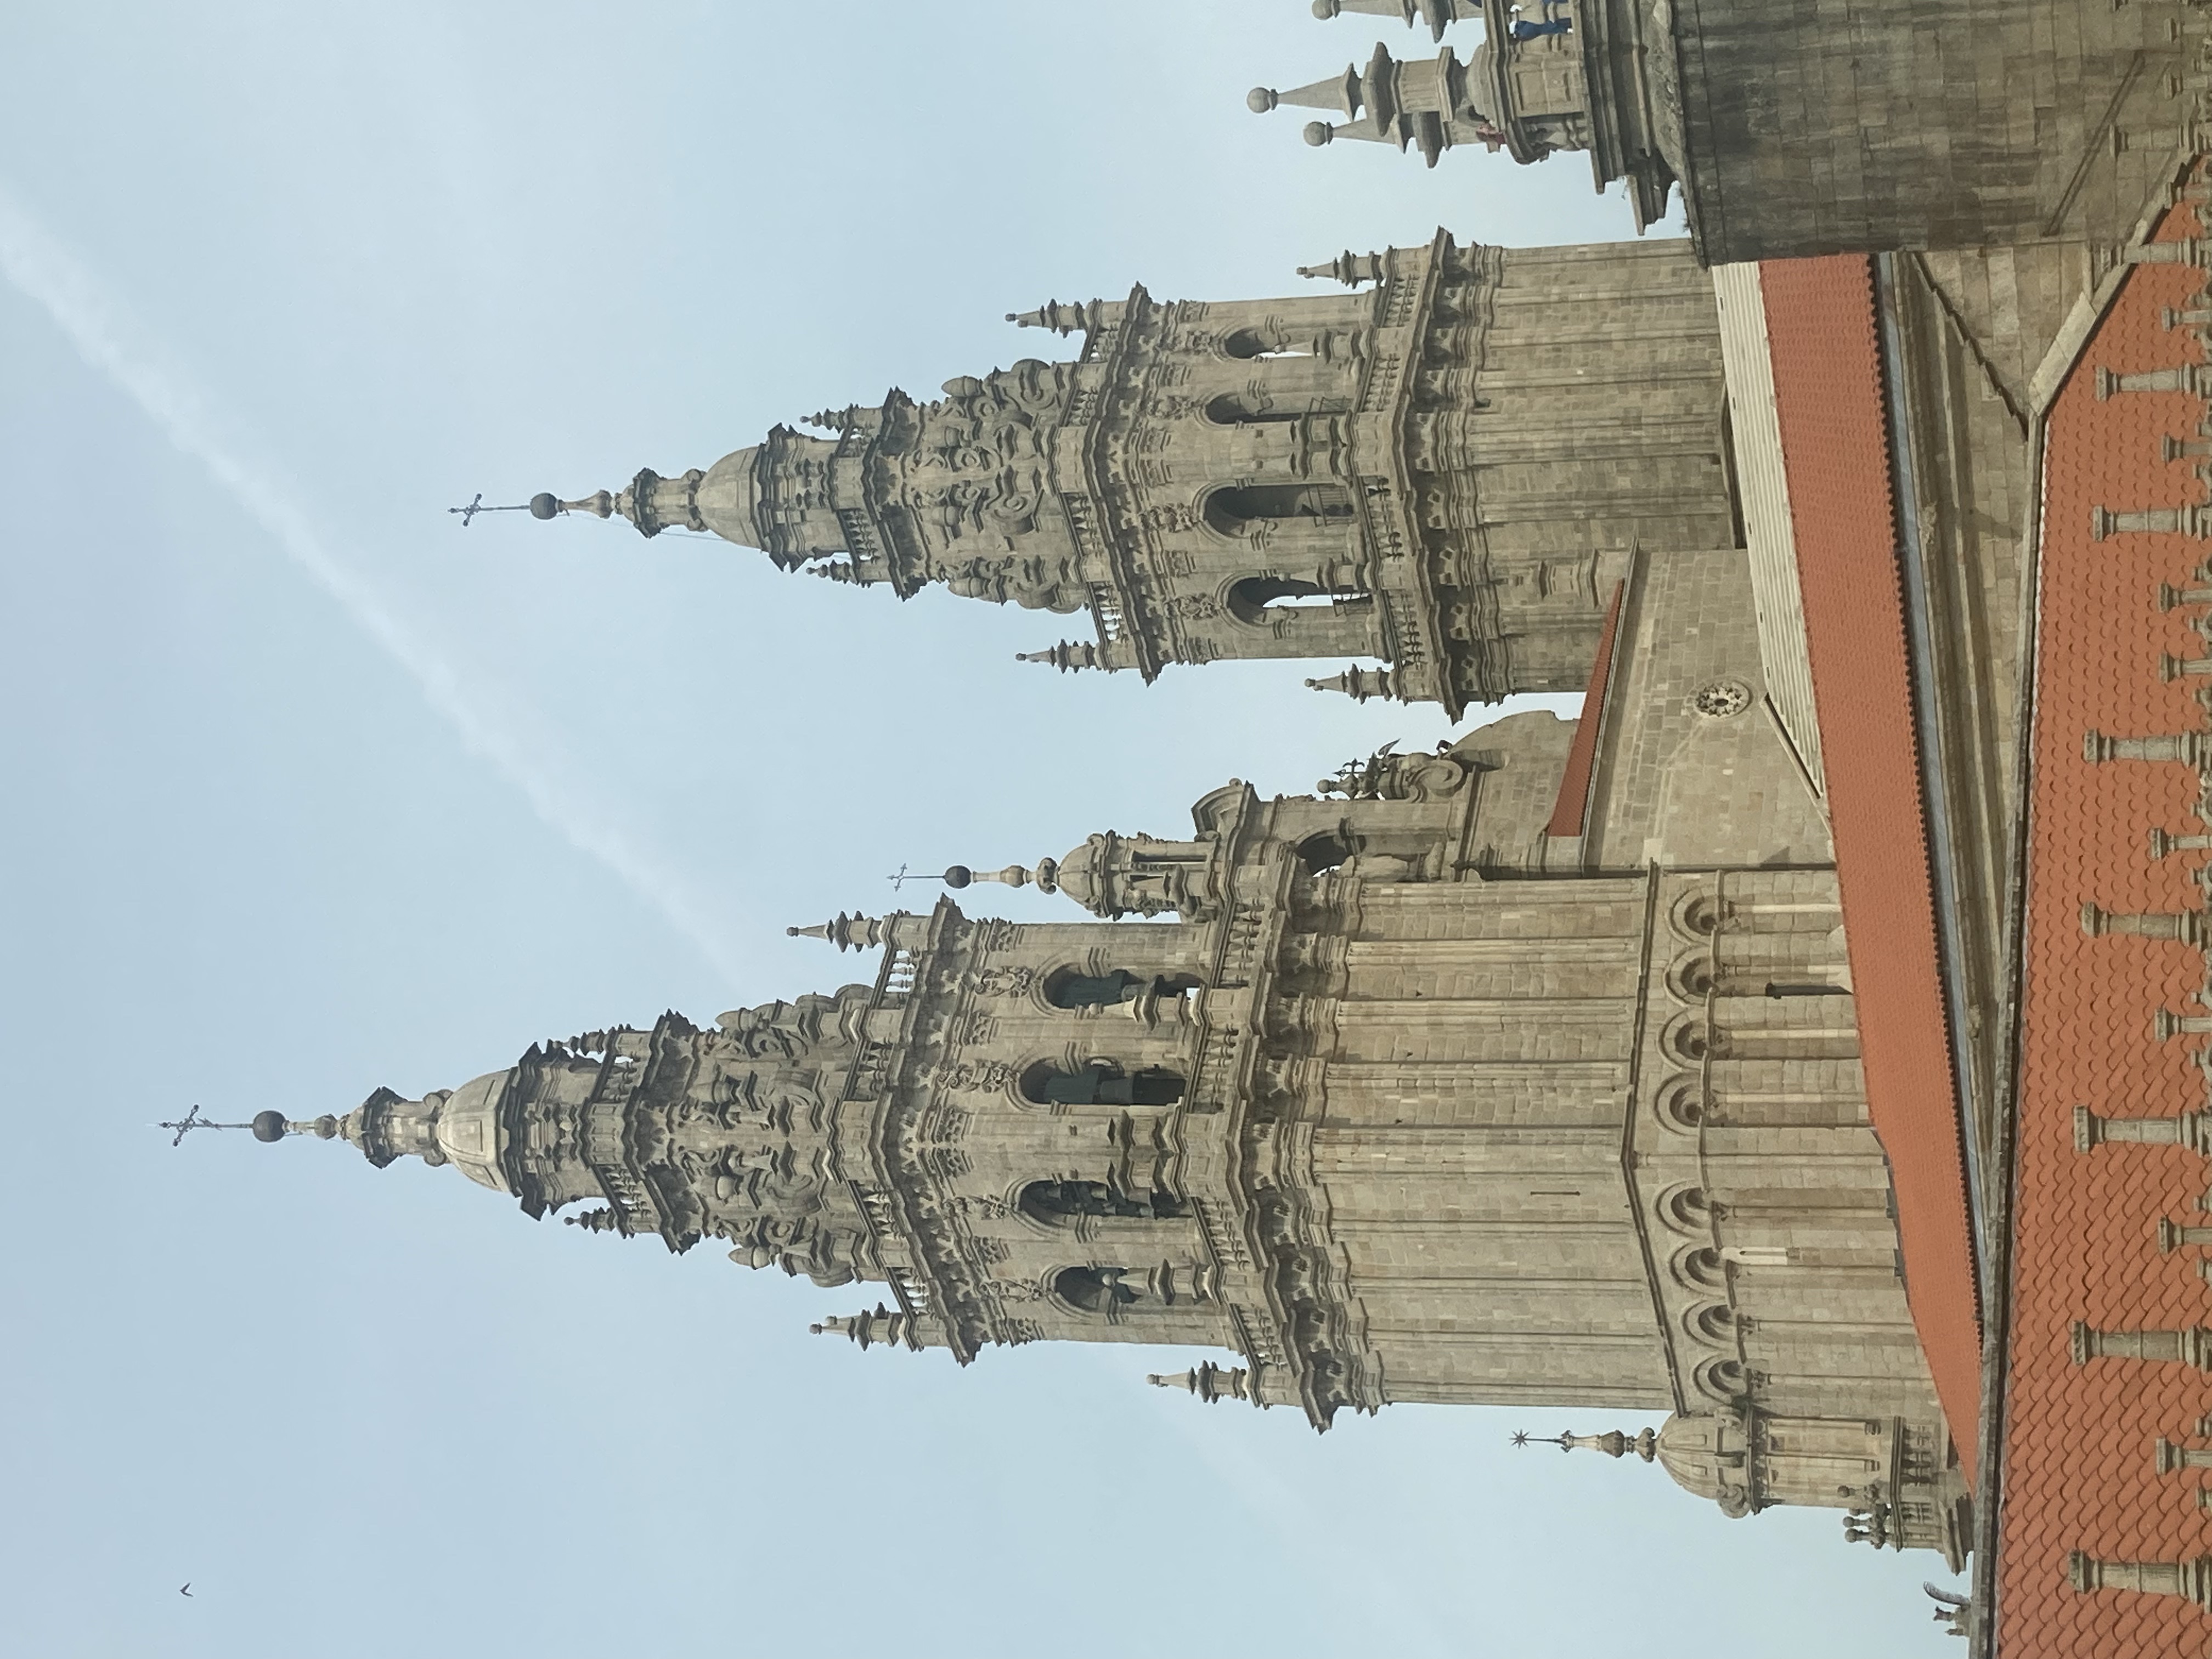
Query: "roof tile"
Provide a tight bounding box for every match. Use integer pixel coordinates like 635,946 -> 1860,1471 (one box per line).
1763,255 -> 1986,1465
1995,198 -> 2212,1658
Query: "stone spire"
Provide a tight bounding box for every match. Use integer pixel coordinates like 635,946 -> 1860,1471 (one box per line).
1306,664 -> 1409,704
529,456 -> 766,545
1014,642 -> 1101,674
1147,1361 -> 1252,1404
1254,5 -> 1683,228
1249,42 -> 1486,167
1308,0 -> 1471,40
1296,249 -> 1386,287
1005,298 -> 1107,335
504,228 -> 1734,713
787,912 -> 889,952
245,1011 -> 883,1284
1516,1427 -> 1660,1460
811,1304 -> 921,1351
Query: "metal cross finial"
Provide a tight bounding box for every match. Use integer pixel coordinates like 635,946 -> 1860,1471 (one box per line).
448,493 -> 534,527
887,862 -> 937,890
158,1104 -> 251,1147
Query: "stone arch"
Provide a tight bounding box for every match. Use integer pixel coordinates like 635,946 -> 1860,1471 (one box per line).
1296,831 -> 1353,875
1666,953 -> 1719,1002
1041,967 -> 1146,1010
1039,965 -> 1200,1012
1203,482 -> 1355,538
1652,1075 -> 1706,1136
1668,889 -> 1734,943
1224,574 -> 1340,623
1692,1356 -> 1750,1407
1218,325 -> 1310,360
1205,389 -> 1304,425
1019,1179 -> 1187,1226
1655,1183 -> 1713,1238
1684,1301 -> 1739,1347
1671,1244 -> 1726,1295
1661,1011 -> 1716,1065
1018,1058 -> 1186,1108
1051,1263 -> 1142,1316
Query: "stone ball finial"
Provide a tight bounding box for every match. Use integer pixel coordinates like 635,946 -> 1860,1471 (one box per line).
251,1110 -> 289,1142
942,865 -> 973,889
1310,0 -> 1340,15
528,493 -> 560,520
1246,87 -> 1278,114
1303,122 -> 1335,148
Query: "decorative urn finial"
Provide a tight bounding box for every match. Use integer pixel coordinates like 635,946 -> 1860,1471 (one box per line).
1514,1427 -> 1657,1461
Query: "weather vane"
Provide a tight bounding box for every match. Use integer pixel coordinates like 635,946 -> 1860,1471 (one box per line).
157,1104 -> 251,1147
448,493 -> 535,528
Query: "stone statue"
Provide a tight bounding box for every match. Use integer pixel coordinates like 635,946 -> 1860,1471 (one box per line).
1318,741 -> 1470,802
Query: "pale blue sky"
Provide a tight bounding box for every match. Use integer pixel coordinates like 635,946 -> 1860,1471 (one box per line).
0,5 -> 1961,1655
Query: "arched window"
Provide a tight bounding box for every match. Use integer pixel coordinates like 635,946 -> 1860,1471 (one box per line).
1054,1265 -> 1141,1313
1205,483 -> 1355,535
1296,832 -> 1352,874
1020,1180 -> 1189,1223
1205,390 -> 1305,425
1042,968 -> 1199,1009
1220,326 -> 1312,360
1019,1059 -> 1187,1107
1224,575 -> 1373,625
1044,968 -> 1147,1009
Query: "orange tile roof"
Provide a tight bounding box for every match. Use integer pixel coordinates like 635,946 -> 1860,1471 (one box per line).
1995,201 -> 2212,1659
1545,579 -> 1626,837
1762,256 -> 1985,1473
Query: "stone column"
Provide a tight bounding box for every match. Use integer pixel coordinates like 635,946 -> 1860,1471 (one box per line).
2154,1437 -> 2212,1474
2074,1104 -> 2212,1154
2091,505 -> 2212,540
2159,1217 -> 2212,1253
2148,827 -> 2212,859
2068,1551 -> 2212,1611
2083,731 -> 2212,765
2080,904 -> 2211,944
2072,1322 -> 2212,1370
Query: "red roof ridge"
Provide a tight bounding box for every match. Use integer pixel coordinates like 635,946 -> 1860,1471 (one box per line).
1544,579 -> 1627,838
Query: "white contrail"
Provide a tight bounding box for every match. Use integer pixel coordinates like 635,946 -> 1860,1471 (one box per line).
0,180 -> 745,985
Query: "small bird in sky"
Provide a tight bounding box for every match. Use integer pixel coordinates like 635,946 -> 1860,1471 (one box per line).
178,1584 -> 192,1598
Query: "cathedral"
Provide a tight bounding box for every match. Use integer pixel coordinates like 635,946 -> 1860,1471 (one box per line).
235,3 -> 2212,1649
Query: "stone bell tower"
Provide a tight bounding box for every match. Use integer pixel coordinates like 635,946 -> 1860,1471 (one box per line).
530,232 -> 1733,715
255,698 -> 1968,1566
1256,0 -> 2204,263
